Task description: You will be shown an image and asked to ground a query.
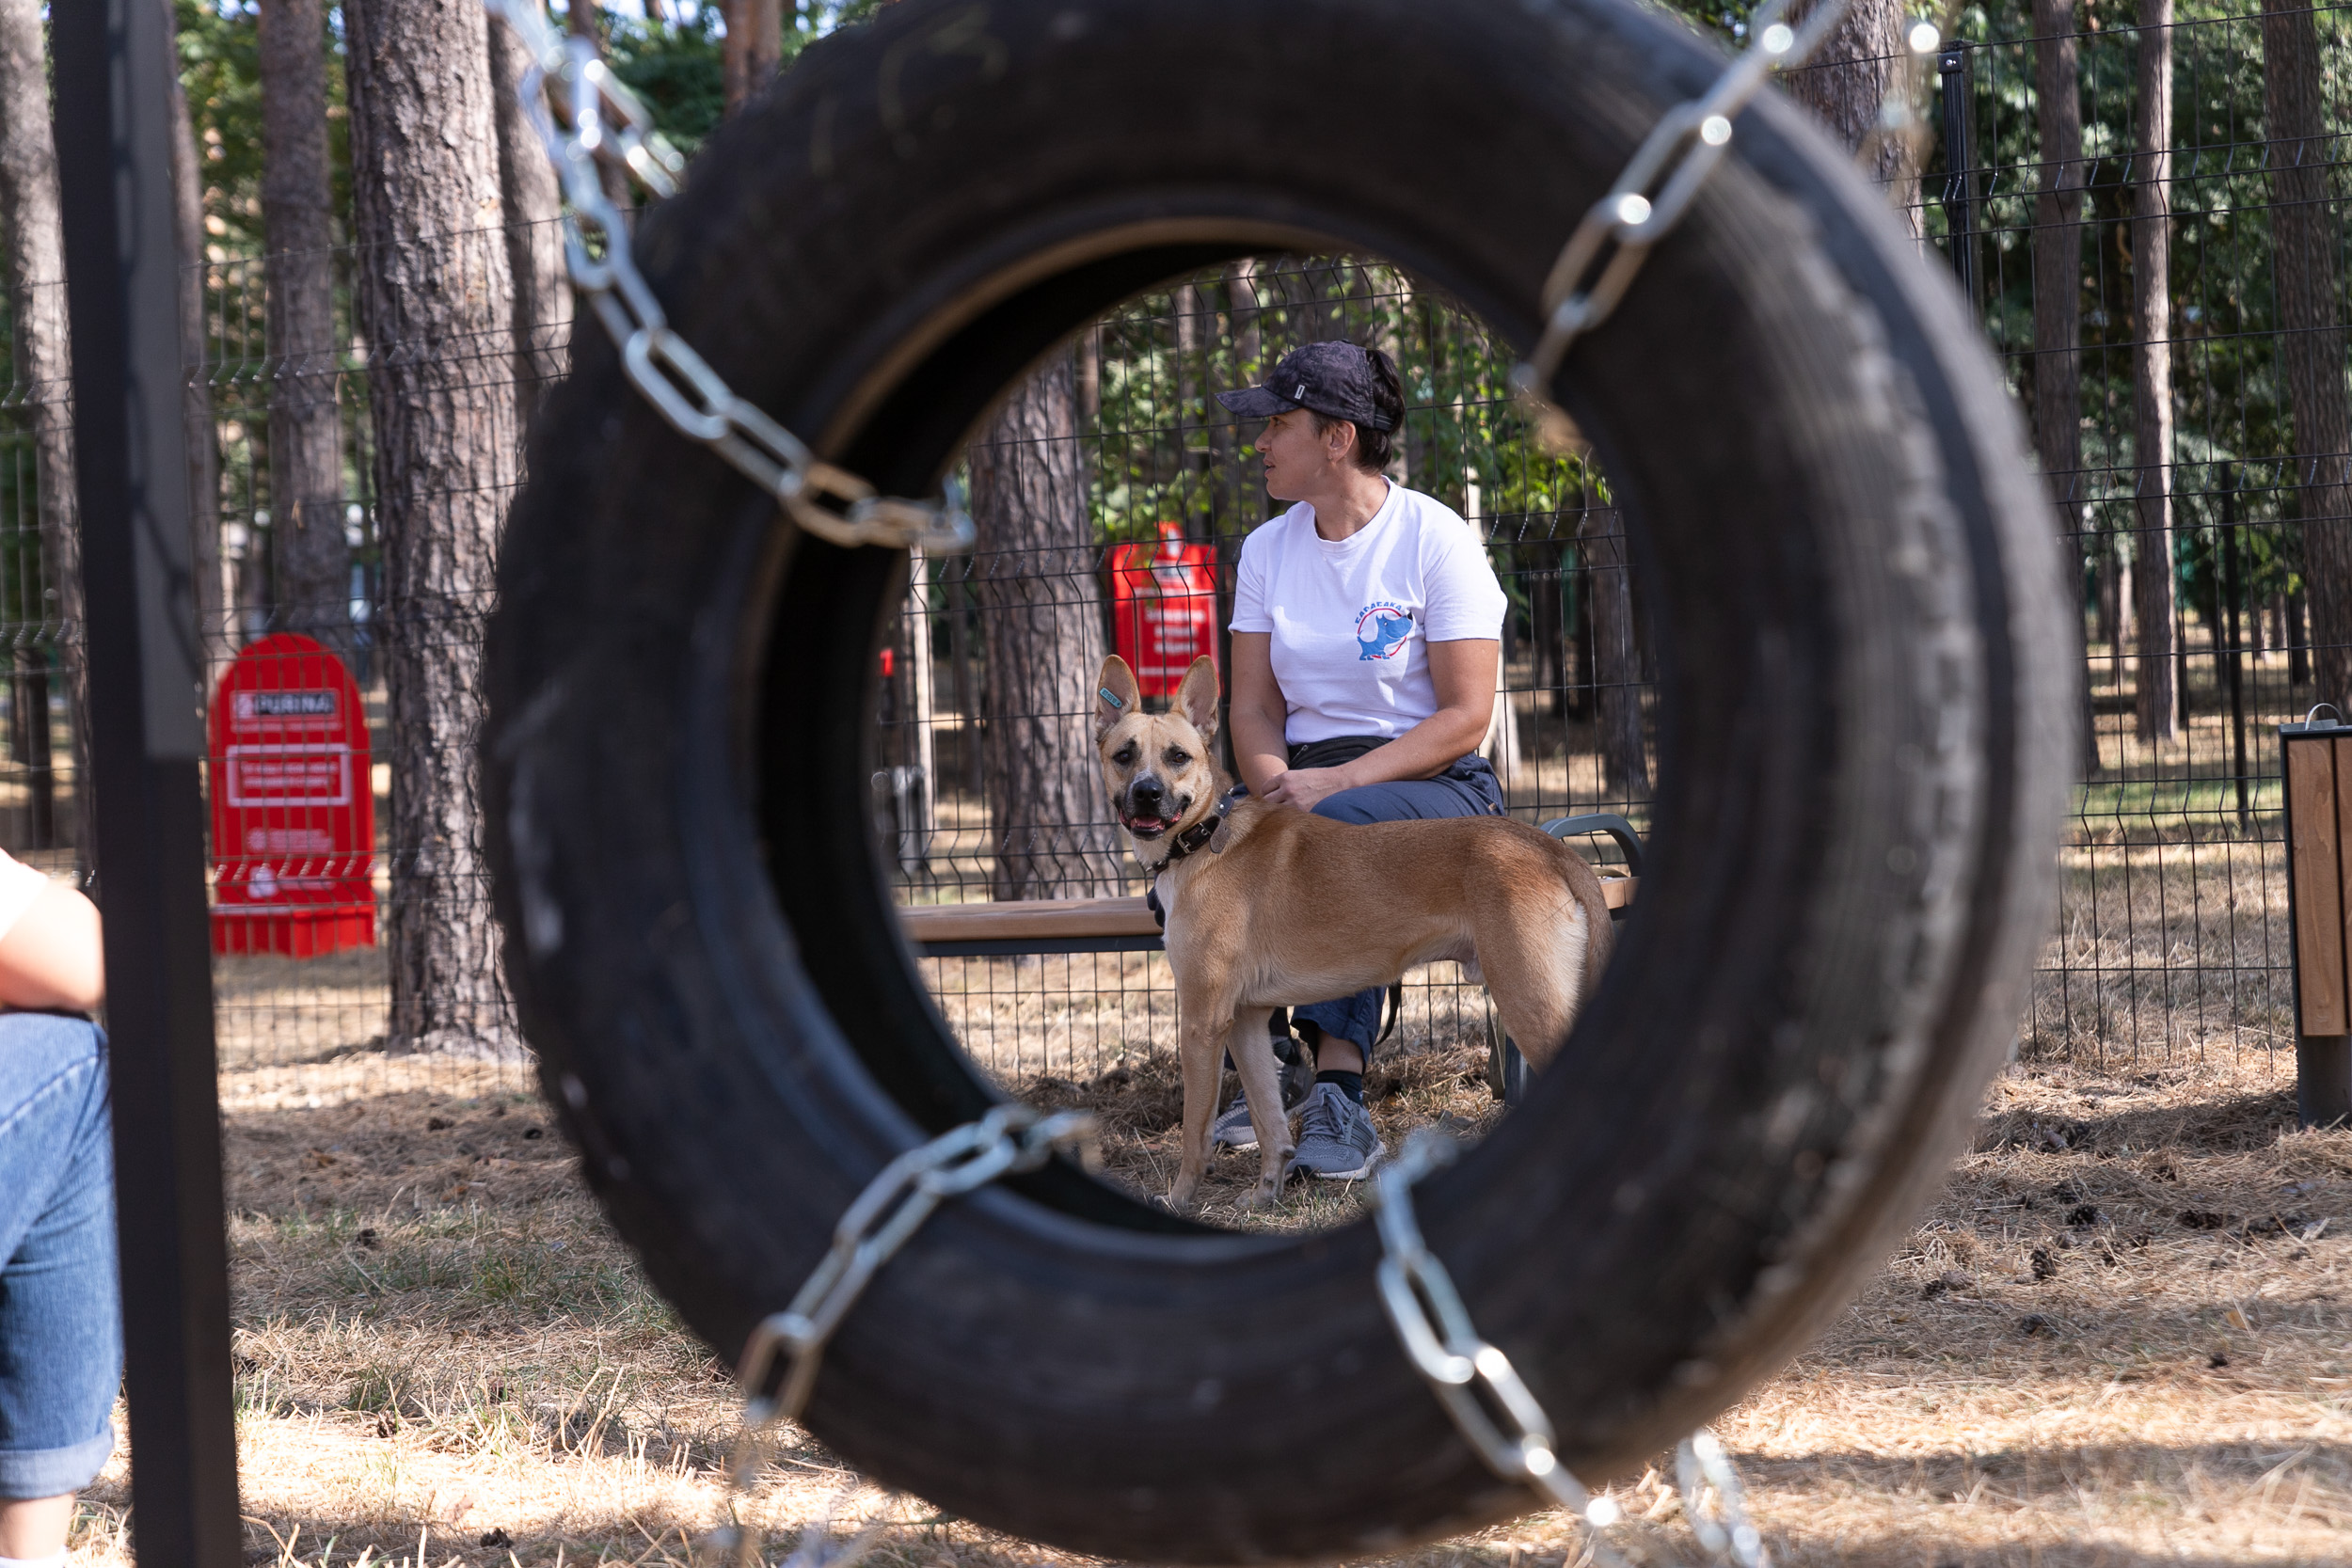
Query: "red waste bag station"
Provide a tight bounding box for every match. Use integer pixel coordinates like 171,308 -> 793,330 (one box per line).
1106,523 -> 1221,699
207,631 -> 377,957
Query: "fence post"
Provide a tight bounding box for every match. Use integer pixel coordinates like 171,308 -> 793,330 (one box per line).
49,1 -> 244,1563
2219,465 -> 2250,830
1938,43 -> 1981,314
2280,709 -> 2352,1127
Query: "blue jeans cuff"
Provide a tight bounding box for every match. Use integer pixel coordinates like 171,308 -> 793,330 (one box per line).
0,1417 -> 114,1499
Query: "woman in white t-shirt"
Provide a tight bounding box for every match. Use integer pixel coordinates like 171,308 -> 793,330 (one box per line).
1214,341 -> 1507,1180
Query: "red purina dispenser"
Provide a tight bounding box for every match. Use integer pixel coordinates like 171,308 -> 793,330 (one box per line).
207,631 -> 376,957
1107,522 -> 1220,700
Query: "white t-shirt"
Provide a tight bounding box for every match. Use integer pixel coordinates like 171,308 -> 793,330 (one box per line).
1230,482 -> 1506,744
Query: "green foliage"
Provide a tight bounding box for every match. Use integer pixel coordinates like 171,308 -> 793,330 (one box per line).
175,0 -> 351,257
608,10 -> 725,156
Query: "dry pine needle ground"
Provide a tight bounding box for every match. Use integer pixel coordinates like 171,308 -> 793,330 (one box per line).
61,1051 -> 2352,1567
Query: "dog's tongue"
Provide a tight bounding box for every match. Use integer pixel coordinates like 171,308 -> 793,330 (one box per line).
1127,815 -> 1169,836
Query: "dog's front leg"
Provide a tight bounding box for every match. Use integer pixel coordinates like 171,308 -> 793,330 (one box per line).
1227,1005 -> 1291,1209
1167,1004 -> 1228,1215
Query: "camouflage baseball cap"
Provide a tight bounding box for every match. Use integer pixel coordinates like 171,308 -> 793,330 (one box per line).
1216,341 -> 1395,431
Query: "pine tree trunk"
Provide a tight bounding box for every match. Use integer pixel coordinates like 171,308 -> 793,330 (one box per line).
0,0 -> 91,879
345,0 -> 522,1055
486,13 -> 571,435
168,26 -> 229,668
260,0 -> 354,658
2263,0 -> 2352,706
723,0 -> 784,117
2034,0 -> 2097,772
967,353 -> 1120,900
1787,0 -> 1921,230
2131,0 -> 2177,742
2032,0 -> 2086,520
1580,505 -> 1647,802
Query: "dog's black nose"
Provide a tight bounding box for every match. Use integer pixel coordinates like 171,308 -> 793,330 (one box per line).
1130,778 -> 1165,808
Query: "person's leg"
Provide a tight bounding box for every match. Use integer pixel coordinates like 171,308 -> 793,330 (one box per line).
0,1495 -> 72,1560
1292,768 -> 1504,1084
0,1016 -> 119,1555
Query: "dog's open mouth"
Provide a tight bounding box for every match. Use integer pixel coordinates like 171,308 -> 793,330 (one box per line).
1121,813 -> 1172,839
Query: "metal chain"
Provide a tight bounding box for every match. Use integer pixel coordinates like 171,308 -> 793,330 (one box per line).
1372,1131 -> 1769,1568
480,0 -> 974,555
1508,0 -> 1851,451
710,1104 -> 1096,1568
1676,1429 -> 1767,1568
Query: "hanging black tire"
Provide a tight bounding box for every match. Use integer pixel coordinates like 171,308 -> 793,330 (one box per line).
484,0 -> 2073,1559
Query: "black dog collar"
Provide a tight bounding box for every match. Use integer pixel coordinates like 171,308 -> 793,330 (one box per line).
1138,784 -> 1248,875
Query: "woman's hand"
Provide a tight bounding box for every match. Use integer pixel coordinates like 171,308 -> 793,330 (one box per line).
1260,766 -> 1352,813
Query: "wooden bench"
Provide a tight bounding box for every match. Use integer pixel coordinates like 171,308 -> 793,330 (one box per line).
900,814 -> 1643,958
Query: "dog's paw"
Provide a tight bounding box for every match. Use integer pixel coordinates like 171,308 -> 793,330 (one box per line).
1235,1177 -> 1288,1212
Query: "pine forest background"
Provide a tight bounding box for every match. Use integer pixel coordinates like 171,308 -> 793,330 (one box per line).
2,0 -> 2349,1095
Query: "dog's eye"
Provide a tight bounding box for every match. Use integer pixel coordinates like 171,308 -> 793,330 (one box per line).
1164,749 -> 1190,768
1113,743 -> 1138,767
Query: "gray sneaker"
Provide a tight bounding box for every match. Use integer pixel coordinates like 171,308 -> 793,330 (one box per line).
1210,1094 -> 1263,1150
1288,1082 -> 1384,1180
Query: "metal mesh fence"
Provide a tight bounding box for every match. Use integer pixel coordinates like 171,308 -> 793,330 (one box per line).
4,0 -> 2351,1097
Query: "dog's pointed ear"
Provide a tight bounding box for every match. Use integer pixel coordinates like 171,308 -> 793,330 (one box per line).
1176,657 -> 1220,737
1095,657 -> 1140,740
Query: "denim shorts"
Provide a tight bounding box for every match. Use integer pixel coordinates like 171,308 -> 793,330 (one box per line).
0,1013 -> 119,1499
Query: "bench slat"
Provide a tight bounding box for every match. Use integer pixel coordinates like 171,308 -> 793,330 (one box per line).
898,878 -> 1635,945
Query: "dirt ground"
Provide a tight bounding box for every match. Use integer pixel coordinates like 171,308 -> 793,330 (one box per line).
62,1047 -> 2352,1568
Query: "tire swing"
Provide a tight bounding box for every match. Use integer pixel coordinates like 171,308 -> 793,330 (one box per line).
482,0 -> 2072,1560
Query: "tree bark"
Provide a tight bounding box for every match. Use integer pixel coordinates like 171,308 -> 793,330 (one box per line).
344,0 -> 522,1055
967,353 -> 1121,900
722,0 -> 784,117
1787,0 -> 1921,230
2263,0 -> 2352,706
2034,0 -> 2097,771
168,22 -> 229,668
260,0 -> 355,658
2131,0 -> 2176,742
1580,505 -> 1647,802
486,11 -> 570,434
2032,0 -> 2086,521
0,0 -> 90,877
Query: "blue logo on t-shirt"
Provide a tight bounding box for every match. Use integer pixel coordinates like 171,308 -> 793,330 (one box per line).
1356,604 -> 1414,661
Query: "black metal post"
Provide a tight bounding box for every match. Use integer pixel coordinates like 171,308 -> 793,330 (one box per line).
50,2 -> 243,1565
1938,44 -> 1980,315
2219,466 -> 2250,829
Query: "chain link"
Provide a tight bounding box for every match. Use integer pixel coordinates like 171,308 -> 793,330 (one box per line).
708,1105 -> 1095,1568
1373,1130 -> 1769,1567
1508,0 -> 1851,451
482,0 -> 974,554
1676,1430 -> 1768,1568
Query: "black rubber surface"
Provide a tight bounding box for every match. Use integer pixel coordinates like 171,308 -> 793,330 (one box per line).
484,0 -> 2074,1558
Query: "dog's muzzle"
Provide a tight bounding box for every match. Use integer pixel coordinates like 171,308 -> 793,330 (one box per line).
1120,776 -> 1188,840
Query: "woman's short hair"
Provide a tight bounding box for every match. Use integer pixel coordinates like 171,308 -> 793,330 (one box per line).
1311,346 -> 1406,474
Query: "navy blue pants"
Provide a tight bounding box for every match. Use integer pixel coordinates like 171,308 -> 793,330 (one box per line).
1291,753 -> 1505,1056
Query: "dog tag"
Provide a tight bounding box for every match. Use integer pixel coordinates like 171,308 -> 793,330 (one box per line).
1208,819 -> 1232,854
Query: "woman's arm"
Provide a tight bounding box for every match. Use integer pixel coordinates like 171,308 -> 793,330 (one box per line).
1261,638 -> 1499,811
0,881 -> 104,1012
1227,632 -> 1292,795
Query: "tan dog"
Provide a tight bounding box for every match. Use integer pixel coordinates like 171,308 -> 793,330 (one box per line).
1094,653 -> 1616,1213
